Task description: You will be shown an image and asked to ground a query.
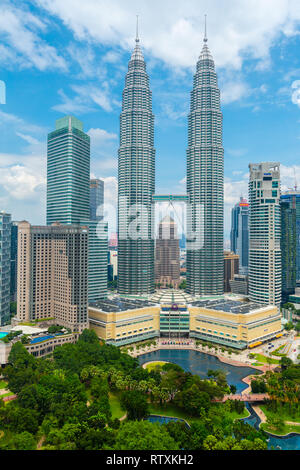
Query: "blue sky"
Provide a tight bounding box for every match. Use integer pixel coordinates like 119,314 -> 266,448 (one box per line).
1,0 -> 300,241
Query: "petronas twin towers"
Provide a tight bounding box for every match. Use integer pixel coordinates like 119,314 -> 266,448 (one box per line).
118,22 -> 224,297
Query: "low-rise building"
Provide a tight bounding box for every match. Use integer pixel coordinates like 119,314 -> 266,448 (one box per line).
0,326 -> 79,366
189,299 -> 282,349
89,298 -> 160,346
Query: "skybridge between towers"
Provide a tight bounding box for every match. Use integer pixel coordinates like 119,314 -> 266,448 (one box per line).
152,195 -> 189,203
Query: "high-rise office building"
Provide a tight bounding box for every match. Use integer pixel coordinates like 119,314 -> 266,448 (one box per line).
230,198 -> 249,275
280,196 -> 297,302
82,220 -> 108,302
90,179 -> 104,221
155,216 -> 180,288
224,251 -> 239,293
281,190 -> 300,283
47,116 -> 107,301
47,116 -> 90,225
0,212 -> 11,326
186,24 -> 224,296
118,27 -> 155,295
10,221 -> 18,302
17,221 -> 88,332
248,162 -> 281,306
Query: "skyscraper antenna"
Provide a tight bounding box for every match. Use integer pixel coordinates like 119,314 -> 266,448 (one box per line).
204,14 -> 207,42
136,15 -> 139,43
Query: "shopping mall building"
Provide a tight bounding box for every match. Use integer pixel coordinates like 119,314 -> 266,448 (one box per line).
89,291 -> 283,350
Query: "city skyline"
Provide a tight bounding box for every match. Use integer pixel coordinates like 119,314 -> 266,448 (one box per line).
1,2 -> 300,240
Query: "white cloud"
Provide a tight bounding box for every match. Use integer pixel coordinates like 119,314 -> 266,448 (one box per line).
291,80 -> 300,107
16,132 -> 41,146
36,0 -> 300,70
281,164 -> 300,191
88,128 -> 117,142
0,110 -> 46,134
1,164 -> 46,200
53,83 -> 116,114
52,88 -> 95,114
0,1 -> 66,71
221,80 -> 250,105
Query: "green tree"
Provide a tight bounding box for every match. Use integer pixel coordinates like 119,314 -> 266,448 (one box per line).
120,390 -> 149,420
115,421 -> 179,450
9,432 -> 36,450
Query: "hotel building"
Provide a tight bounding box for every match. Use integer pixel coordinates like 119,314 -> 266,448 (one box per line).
17,221 -> 89,332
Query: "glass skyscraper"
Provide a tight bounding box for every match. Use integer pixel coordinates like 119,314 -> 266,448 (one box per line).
118,29 -> 155,295
248,162 -> 281,306
47,116 -> 107,301
186,29 -> 224,296
281,190 -> 300,283
280,193 -> 298,302
0,211 -> 11,326
90,178 -> 104,221
10,221 -> 18,302
47,116 -> 90,225
230,197 -> 249,275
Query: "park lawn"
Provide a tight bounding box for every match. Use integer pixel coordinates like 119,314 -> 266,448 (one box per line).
260,404 -> 300,426
145,361 -> 168,371
253,354 -> 280,365
0,380 -> 7,390
109,392 -> 124,419
148,402 -> 248,425
261,421 -> 300,436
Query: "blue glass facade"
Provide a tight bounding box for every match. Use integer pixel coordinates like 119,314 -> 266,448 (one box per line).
0,212 -> 11,326
90,179 -> 104,221
281,192 -> 300,283
230,198 -> 249,275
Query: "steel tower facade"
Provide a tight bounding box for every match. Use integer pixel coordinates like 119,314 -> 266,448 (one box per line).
118,29 -> 155,295
186,29 -> 224,296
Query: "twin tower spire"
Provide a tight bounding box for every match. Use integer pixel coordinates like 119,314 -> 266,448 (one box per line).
118,16 -> 224,297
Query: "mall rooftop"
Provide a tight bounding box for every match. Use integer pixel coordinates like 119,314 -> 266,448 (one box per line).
89,297 -> 156,313
190,299 -> 268,314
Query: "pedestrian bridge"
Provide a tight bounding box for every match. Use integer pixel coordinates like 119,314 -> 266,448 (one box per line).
213,393 -> 269,403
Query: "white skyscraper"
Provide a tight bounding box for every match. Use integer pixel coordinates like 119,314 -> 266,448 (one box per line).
248,162 -> 281,306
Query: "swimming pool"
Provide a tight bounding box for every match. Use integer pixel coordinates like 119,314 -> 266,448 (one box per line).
30,335 -> 54,344
0,332 -> 9,339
